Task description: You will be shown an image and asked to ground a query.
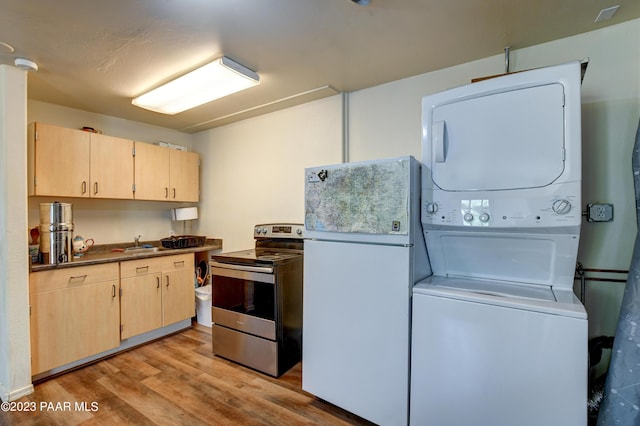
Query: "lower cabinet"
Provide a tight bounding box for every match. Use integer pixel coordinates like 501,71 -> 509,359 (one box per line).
30,263 -> 120,375
120,253 -> 195,340
30,253 -> 196,376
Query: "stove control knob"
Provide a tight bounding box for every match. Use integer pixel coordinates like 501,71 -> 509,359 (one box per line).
256,228 -> 263,235
463,213 -> 474,223
479,213 -> 490,223
296,228 -> 303,235
425,202 -> 438,214
552,199 -> 572,215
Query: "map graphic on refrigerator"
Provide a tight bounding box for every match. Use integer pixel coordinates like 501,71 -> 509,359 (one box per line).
305,157 -> 410,235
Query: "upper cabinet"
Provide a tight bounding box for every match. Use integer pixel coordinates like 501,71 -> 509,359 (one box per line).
28,122 -> 134,199
28,122 -> 199,202
90,133 -> 135,199
169,148 -> 200,202
134,142 -> 199,202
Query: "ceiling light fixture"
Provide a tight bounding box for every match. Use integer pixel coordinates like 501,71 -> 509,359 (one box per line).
351,0 -> 371,5
132,56 -> 260,115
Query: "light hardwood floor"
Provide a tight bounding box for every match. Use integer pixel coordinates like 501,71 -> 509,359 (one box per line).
1,323 -> 373,425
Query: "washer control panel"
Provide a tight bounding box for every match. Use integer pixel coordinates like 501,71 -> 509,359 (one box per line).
422,185 -> 581,229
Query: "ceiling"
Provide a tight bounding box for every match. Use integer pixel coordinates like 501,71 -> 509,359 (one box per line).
1,0 -> 638,134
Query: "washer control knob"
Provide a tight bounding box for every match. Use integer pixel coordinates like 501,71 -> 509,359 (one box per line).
552,199 -> 572,215
425,202 -> 438,214
479,213 -> 490,223
463,213 -> 474,223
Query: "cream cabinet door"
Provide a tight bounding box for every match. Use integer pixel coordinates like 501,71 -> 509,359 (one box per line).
120,257 -> 164,339
29,122 -> 91,197
90,133 -> 134,199
120,273 -> 163,339
30,264 -> 120,375
162,267 -> 196,326
133,141 -> 170,200
28,122 -> 134,199
169,149 -> 200,202
160,253 -> 195,326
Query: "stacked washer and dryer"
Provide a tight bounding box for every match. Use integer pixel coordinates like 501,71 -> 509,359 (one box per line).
411,62 -> 588,425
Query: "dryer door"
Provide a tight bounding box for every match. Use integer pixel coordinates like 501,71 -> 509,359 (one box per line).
428,83 -> 565,191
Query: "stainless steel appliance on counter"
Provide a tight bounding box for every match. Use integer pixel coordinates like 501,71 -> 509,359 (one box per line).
39,201 -> 73,264
209,223 -> 303,377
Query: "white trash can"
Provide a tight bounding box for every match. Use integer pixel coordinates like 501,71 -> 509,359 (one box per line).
195,284 -> 212,327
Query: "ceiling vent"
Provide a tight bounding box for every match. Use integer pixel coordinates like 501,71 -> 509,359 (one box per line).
595,5 -> 620,23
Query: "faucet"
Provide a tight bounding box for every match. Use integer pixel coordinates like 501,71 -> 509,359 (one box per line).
134,235 -> 142,247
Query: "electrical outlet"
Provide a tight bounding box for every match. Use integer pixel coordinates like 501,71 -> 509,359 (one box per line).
587,203 -> 614,222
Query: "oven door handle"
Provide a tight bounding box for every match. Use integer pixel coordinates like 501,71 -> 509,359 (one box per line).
210,261 -> 274,275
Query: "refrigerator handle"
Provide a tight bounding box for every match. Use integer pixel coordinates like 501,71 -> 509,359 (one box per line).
433,120 -> 447,163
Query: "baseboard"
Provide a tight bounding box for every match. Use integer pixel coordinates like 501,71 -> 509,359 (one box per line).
0,382 -> 34,402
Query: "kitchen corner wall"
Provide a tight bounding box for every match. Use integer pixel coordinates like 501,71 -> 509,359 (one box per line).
27,101 -> 198,244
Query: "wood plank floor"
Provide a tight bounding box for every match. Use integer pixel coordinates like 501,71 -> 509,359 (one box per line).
1,323 -> 374,425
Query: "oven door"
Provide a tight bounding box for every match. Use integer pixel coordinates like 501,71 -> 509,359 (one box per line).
210,261 -> 276,340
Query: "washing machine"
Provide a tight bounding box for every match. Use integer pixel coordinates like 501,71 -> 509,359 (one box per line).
411,61 -> 588,426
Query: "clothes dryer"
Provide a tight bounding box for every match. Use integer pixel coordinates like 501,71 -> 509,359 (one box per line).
412,61 -> 588,426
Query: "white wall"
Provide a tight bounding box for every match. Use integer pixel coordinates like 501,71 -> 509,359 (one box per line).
194,95 -> 343,251
347,19 -> 640,337
27,101 -> 198,245
0,65 -> 33,401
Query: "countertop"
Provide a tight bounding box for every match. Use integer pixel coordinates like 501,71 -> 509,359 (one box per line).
30,238 -> 222,272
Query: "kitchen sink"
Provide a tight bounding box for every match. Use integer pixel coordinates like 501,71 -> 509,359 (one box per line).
123,246 -> 159,253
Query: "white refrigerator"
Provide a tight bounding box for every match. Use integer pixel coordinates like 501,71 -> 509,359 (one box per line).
303,156 -> 431,426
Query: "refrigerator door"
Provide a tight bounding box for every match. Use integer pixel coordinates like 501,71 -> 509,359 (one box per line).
303,239 -> 412,425
305,155 -> 418,245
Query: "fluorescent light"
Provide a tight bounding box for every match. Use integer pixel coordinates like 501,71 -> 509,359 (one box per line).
132,56 -> 259,115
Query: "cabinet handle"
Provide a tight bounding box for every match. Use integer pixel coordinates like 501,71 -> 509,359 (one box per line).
112,284 -> 116,298
94,182 -> 99,195
136,266 -> 149,273
165,187 -> 168,198
173,188 -> 176,199
174,261 -> 185,267
156,276 -> 160,289
68,274 -> 87,283
81,181 -> 87,194
165,276 -> 170,287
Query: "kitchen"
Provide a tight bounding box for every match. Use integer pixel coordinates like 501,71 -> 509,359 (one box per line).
1,1 -> 640,424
